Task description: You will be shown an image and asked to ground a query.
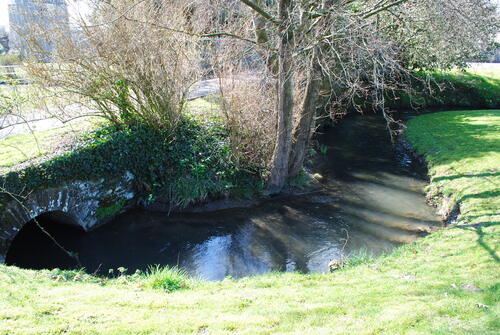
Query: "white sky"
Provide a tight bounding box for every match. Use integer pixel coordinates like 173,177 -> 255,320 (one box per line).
0,0 -> 499,31
0,0 -> 11,30
0,0 -> 91,30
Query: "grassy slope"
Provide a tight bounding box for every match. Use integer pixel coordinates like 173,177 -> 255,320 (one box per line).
0,98 -> 218,171
389,63 -> 500,110
406,110 -> 500,221
0,119 -> 104,177
0,125 -> 85,169
0,110 -> 499,334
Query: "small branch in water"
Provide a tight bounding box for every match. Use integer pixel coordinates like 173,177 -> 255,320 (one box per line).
340,227 -> 349,258
92,263 -> 103,276
329,227 -> 350,272
380,107 -> 403,145
0,187 -> 81,266
31,217 -> 81,266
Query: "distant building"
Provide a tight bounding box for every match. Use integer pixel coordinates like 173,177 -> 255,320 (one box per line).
0,26 -> 8,54
492,33 -> 500,63
8,0 -> 69,59
492,49 -> 500,63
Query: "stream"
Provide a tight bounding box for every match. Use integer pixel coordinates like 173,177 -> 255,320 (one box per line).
6,112 -> 442,280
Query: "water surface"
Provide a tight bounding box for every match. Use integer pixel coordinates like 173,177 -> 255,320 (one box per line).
6,113 -> 441,280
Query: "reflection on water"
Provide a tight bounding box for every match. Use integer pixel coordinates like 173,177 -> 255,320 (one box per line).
6,113 -> 442,280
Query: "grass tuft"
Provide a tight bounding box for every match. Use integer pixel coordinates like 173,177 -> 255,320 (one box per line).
343,249 -> 375,268
142,265 -> 192,292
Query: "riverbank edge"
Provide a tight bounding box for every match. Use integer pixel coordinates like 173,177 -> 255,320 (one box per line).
398,134 -> 460,225
1,64 -> 498,226
0,109 -> 469,264
405,109 -> 499,226
0,110 -> 498,334
0,118 -> 325,263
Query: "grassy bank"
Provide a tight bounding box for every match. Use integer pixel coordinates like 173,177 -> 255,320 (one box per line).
0,109 -> 498,334
0,97 -> 262,209
388,64 -> 500,110
0,119 -> 100,173
406,110 -> 500,220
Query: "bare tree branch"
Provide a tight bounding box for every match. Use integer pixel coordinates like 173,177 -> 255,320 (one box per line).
240,0 -> 280,25
82,0 -> 149,28
362,0 -> 410,19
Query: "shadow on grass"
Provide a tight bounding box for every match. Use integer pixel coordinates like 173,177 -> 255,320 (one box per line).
455,222 -> 499,263
460,190 -> 500,202
423,72 -> 500,109
461,214 -> 500,221
433,172 -> 500,183
428,111 -> 499,162
389,71 -> 500,110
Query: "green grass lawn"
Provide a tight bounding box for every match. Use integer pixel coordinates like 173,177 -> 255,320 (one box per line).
465,63 -> 500,79
0,84 -> 104,172
0,109 -> 498,334
388,63 -> 500,110
0,98 -> 218,173
0,119 -> 104,173
0,127 -> 77,168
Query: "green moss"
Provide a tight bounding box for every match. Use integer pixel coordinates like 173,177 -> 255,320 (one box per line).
0,118 -> 262,210
96,198 -> 127,220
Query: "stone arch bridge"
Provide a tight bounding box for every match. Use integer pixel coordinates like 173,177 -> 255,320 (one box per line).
0,172 -> 136,263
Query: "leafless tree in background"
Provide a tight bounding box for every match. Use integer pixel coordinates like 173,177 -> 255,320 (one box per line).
18,0 -> 498,193
23,0 -> 204,130
183,0 -> 496,192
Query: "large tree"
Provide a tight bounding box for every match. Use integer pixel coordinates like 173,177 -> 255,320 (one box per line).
25,0 -> 499,193
200,0 -> 497,192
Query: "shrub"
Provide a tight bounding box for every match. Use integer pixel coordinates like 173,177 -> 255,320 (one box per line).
143,265 -> 191,292
0,54 -> 22,66
0,118 -> 262,209
23,0 -> 203,130
219,75 -> 277,171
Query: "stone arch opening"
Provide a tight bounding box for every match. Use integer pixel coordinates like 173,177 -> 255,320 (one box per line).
5,211 -> 84,270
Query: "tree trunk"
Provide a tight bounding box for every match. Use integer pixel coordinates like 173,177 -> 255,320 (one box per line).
267,0 -> 294,194
288,49 -> 323,178
253,14 -> 278,74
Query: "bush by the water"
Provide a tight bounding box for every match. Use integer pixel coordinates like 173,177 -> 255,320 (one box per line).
0,118 -> 262,208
